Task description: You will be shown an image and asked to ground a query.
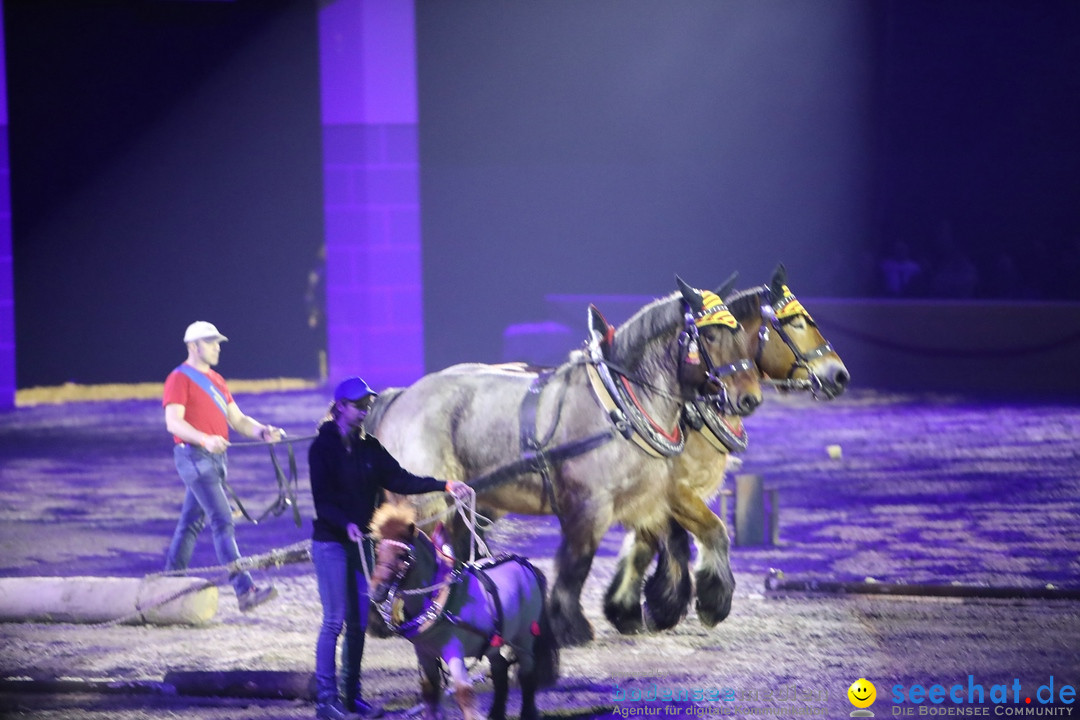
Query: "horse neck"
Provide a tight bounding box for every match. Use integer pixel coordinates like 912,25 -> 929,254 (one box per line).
610,294 -> 686,426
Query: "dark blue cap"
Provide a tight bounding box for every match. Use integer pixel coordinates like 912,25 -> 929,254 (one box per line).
334,376 -> 377,403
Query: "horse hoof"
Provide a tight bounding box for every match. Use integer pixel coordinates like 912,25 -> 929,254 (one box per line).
641,570 -> 691,632
694,568 -> 734,627
551,615 -> 594,647
602,597 -> 645,635
643,598 -> 685,632
607,610 -> 645,635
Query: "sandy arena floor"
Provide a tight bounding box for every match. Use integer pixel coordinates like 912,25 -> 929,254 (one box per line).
1,387 -> 1078,719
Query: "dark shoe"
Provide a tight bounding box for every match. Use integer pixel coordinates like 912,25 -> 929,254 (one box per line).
316,698 -> 361,720
347,697 -> 384,718
238,584 -> 278,612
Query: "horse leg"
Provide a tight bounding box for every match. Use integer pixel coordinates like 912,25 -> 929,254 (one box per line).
671,489 -> 735,627
602,530 -> 658,634
447,655 -> 479,720
417,651 -> 442,720
643,518 -> 693,631
550,507 -> 607,646
486,651 -> 509,720
519,668 -> 540,720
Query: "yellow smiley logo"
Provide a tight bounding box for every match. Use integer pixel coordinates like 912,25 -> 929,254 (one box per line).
848,678 -> 876,708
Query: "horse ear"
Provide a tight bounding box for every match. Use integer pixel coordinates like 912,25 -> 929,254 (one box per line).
714,271 -> 739,300
588,304 -> 610,336
676,275 -> 705,315
588,304 -> 615,350
768,263 -> 787,300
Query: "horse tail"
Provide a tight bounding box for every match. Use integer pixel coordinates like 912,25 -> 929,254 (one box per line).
528,562 -> 560,687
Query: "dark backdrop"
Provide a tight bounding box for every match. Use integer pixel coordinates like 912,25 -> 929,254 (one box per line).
6,0 -> 323,387
416,0 -> 1080,371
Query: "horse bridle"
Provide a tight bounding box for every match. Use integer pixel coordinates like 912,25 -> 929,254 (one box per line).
678,304 -> 756,415
374,534 -> 457,638
756,287 -> 835,397
374,538 -> 415,595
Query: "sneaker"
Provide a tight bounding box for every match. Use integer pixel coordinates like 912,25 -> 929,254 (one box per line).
238,584 -> 278,612
316,698 -> 361,720
348,698 -> 384,719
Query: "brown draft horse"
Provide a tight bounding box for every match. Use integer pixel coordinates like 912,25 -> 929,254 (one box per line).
603,264 -> 850,634
367,276 -> 763,646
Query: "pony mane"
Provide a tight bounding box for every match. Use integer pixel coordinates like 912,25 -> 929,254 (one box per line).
610,292 -> 683,365
371,502 -> 416,541
724,286 -> 762,324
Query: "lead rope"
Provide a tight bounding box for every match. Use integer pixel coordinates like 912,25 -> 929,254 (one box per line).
357,484 -> 490,588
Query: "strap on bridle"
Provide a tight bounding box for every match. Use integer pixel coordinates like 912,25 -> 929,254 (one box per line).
757,291 -> 834,395
678,305 -> 755,414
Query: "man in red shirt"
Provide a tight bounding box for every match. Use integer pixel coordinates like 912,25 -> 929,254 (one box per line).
163,321 -> 282,612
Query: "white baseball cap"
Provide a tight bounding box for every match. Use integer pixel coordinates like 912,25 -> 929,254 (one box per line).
183,321 -> 229,343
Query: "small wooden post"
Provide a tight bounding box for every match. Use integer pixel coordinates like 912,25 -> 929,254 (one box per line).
767,487 -> 780,545
735,474 -> 765,546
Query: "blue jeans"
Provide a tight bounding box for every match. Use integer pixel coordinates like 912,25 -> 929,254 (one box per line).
165,444 -> 255,596
312,539 -> 370,702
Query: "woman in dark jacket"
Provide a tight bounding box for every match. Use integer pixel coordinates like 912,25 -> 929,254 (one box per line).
309,376 -> 465,720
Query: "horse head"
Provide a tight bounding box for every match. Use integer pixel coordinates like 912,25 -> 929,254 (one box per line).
676,276 -> 762,416
369,502 -> 423,604
757,263 -> 849,399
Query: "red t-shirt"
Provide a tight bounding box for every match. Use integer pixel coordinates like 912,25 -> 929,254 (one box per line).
163,365 -> 234,444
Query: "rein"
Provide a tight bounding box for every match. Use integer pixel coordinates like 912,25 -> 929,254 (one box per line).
221,433 -> 316,528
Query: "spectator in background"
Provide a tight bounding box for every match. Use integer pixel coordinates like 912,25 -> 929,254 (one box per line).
878,240 -> 924,297
928,220 -> 979,298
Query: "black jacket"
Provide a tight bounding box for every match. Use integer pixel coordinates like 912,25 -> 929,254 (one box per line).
308,421 -> 446,545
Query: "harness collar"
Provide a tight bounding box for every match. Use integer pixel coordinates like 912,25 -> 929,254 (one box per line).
584,320 -> 685,458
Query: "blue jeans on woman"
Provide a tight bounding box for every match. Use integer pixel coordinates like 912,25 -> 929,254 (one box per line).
312,539 -> 369,703
165,444 -> 255,596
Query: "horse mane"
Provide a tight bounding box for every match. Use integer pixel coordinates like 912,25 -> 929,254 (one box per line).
724,286 -> 762,324
610,292 -> 683,366
370,502 -> 416,541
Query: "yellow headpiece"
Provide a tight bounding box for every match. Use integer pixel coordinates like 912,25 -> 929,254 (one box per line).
772,285 -> 813,323
695,290 -> 739,330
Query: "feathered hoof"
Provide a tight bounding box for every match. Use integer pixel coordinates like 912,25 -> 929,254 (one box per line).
641,564 -> 692,631
694,568 -> 735,627
550,608 -> 594,646
603,595 -> 645,635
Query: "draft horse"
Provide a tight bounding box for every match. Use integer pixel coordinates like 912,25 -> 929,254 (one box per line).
369,276 -> 763,646
369,502 -> 558,720
603,264 -> 850,634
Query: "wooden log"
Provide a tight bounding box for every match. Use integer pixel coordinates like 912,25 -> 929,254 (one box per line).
0,576 -> 218,625
164,670 -> 316,700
